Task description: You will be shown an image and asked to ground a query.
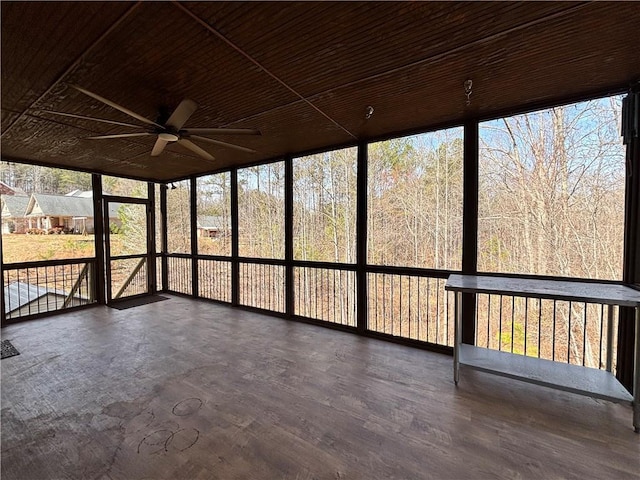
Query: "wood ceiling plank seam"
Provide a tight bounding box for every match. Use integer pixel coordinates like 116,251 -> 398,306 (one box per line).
310,27 -> 634,138
33,14 -> 278,133
23,120 -> 158,158
163,6 -> 309,99
300,1 -> 592,101
235,8 -> 326,49
236,3 -> 581,98
237,2 -> 442,57
105,16 -> 299,124
288,15 -> 544,96
174,3 -> 350,125
22,112 -> 131,138
172,1 -> 357,141
237,3 -> 546,69
258,9 -> 402,63
194,2 -> 337,53
236,3 -> 359,54
1,2 -> 143,140
198,2 -> 249,30
296,5 -> 584,91
1,5 -> 74,98
217,99 -> 308,129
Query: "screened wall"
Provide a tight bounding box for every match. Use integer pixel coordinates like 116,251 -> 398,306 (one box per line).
2,92 -> 638,385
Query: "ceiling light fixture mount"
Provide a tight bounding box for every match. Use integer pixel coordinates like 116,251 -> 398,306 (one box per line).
464,79 -> 473,106
365,106 -> 374,120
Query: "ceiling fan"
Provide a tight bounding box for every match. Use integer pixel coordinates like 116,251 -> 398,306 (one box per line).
41,85 -> 260,161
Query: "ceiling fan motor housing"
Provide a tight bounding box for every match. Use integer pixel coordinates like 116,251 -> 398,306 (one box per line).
158,131 -> 179,142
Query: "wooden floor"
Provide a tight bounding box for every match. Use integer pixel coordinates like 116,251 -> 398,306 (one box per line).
1,295 -> 638,480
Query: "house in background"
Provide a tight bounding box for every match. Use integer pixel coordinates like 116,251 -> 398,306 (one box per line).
24,193 -> 95,233
18,191 -> 122,234
1,195 -> 30,234
0,181 -> 29,234
197,215 -> 231,238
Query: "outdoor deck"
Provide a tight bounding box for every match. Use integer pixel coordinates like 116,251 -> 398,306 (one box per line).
1,295 -> 638,479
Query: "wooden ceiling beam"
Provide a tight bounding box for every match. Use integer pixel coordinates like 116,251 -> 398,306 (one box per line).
172,1 -> 357,140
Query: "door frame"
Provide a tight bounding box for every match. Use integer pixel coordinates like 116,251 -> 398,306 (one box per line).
103,195 -> 156,304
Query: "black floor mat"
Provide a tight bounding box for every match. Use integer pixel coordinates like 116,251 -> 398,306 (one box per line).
109,295 -> 169,310
1,340 -> 20,359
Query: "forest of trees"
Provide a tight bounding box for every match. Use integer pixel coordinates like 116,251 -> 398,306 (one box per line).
0,163 -> 92,194
368,130 -> 463,270
478,97 -> 624,280
1,95 -> 628,368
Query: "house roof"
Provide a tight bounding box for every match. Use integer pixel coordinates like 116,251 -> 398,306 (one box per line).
197,215 -> 230,230
65,190 -> 93,198
1,195 -> 30,217
0,182 -> 27,196
3,281 -> 66,314
1,2 -> 638,182
26,194 -> 95,218
23,193 -> 122,219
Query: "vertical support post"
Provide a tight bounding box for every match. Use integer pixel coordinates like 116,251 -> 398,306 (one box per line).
461,120 -> 479,345
619,84 -> 640,393
634,306 -> 640,432
284,155 -> 294,318
92,174 -> 106,304
0,221 -> 5,325
103,197 -> 113,303
231,169 -> 240,306
190,177 -> 198,298
147,182 -> 157,294
356,140 -> 368,334
160,183 -> 168,292
88,262 -> 95,302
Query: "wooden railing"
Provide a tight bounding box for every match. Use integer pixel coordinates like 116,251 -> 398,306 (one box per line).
2,258 -> 96,322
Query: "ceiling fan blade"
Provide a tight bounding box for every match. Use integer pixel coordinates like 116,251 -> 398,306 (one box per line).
166,99 -> 197,130
87,133 -> 154,139
71,84 -> 164,128
177,138 -> 215,162
182,128 -> 261,136
151,137 -> 169,156
39,110 -> 145,129
189,135 -> 256,154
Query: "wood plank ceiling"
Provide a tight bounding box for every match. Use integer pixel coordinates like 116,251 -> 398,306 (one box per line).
2,1 -> 639,182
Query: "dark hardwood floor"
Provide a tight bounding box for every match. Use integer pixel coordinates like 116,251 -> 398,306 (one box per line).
1,295 -> 638,479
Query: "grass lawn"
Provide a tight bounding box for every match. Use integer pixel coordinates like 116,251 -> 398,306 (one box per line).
2,234 -> 124,263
